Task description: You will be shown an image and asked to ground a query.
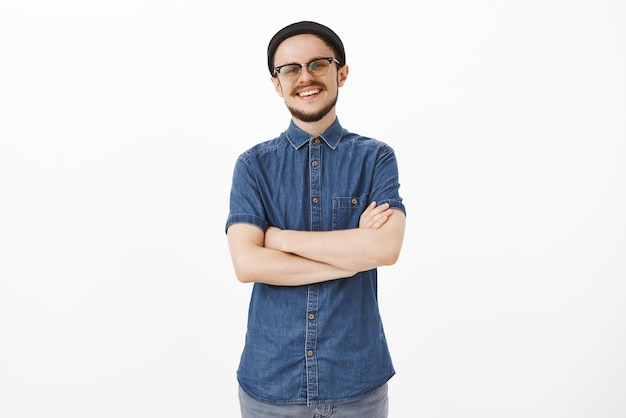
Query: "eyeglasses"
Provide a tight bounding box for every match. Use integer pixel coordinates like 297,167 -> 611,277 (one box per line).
273,57 -> 340,80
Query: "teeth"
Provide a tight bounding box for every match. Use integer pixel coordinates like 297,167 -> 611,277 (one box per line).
299,89 -> 320,97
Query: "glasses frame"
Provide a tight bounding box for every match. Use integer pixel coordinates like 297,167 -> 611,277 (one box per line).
273,57 -> 341,79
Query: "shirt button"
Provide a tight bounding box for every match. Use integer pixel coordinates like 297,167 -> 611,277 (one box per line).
312,161 -> 318,167
307,350 -> 313,356
308,313 -> 315,320
314,138 -> 321,144
351,198 -> 357,205
312,197 -> 318,204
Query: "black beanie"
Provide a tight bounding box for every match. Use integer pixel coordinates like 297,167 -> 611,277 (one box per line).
267,21 -> 345,75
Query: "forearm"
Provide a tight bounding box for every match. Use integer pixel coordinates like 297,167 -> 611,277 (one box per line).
241,248 -> 356,286
227,223 -> 357,286
265,210 -> 406,272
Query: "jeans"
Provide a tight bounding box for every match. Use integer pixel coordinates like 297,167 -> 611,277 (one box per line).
238,383 -> 388,418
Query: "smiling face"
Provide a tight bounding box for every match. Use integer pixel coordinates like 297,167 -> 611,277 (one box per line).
271,34 -> 349,133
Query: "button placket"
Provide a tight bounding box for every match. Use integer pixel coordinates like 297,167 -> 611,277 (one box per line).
309,137 -> 322,231
304,284 -> 320,402
305,137 -> 322,403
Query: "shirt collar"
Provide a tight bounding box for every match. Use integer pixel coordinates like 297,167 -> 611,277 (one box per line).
285,118 -> 344,150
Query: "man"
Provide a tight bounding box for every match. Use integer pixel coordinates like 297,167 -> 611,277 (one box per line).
225,21 -> 406,417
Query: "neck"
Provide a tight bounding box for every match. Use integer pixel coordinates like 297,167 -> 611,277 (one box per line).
292,111 -> 337,137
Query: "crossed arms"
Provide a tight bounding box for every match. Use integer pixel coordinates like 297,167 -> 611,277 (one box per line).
226,202 -> 406,286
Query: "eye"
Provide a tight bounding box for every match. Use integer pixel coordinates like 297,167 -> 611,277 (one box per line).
309,60 -> 329,73
282,65 -> 300,76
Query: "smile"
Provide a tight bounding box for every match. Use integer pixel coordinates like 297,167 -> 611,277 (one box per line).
297,89 -> 321,97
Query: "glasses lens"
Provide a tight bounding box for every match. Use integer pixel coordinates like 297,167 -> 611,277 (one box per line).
309,59 -> 331,76
278,64 -> 301,79
276,59 -> 334,80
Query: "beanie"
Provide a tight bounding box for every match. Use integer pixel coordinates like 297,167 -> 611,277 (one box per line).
267,21 -> 345,75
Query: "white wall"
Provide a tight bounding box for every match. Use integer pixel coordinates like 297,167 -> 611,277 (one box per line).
1,1 -> 624,417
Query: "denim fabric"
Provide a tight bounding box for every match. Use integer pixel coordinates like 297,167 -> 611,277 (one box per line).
239,382 -> 389,418
226,118 -> 405,406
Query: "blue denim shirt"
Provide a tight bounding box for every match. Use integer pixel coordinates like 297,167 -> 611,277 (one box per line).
225,118 -> 406,406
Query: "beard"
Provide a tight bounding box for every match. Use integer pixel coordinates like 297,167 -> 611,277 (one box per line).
286,89 -> 339,123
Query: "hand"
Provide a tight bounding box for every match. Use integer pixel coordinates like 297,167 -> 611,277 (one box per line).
359,202 -> 392,229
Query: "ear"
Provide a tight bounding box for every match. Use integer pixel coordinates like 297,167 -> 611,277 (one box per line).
271,76 -> 284,97
337,64 -> 349,87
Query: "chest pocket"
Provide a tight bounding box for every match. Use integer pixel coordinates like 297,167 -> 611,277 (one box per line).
332,194 -> 369,230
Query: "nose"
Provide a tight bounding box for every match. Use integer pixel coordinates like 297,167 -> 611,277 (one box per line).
297,64 -> 315,81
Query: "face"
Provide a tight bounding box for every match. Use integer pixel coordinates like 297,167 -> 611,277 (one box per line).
271,34 -> 349,124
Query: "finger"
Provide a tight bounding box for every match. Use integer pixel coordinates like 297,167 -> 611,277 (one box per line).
359,202 -> 377,227
363,201 -> 377,214
372,202 -> 390,214
370,210 -> 392,228
368,202 -> 389,217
